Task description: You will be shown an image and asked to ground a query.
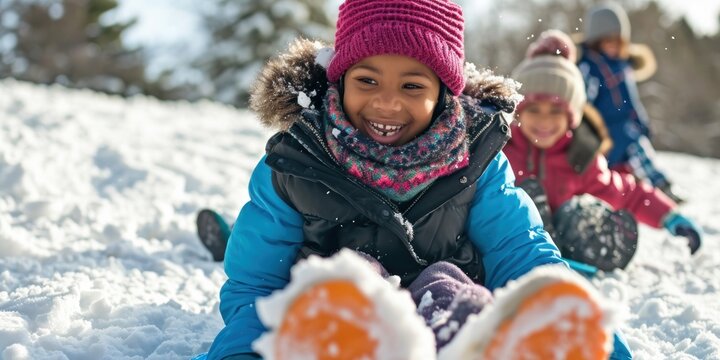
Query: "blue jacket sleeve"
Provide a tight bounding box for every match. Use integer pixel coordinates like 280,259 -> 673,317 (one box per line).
207,156 -> 305,360
610,331 -> 633,360
466,151 -> 564,291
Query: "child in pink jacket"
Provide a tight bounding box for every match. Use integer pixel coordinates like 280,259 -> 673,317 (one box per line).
505,30 -> 702,270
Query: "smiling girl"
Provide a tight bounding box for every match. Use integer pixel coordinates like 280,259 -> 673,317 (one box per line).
202,3 -> 628,360
505,30 -> 702,272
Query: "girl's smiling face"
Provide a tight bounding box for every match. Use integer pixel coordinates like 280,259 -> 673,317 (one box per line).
517,100 -> 570,149
342,55 -> 441,146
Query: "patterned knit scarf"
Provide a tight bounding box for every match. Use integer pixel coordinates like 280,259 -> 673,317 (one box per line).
324,85 -> 469,202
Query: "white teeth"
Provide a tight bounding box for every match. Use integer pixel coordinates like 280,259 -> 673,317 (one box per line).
368,121 -> 403,137
369,126 -> 400,137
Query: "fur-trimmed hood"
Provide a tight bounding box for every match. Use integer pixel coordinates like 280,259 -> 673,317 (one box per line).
250,39 -> 522,131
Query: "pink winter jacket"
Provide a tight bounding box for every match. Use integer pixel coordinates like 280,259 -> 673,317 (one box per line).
505,125 -> 675,228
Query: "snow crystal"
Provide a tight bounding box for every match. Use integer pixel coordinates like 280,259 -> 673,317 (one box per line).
436,320 -> 460,341
297,91 -> 312,109
417,290 -> 434,313
393,212 -> 414,240
385,275 -> 401,288
315,47 -> 335,69
327,342 -> 339,356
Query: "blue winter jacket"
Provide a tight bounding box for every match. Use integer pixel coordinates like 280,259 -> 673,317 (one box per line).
578,45 -> 651,167
204,153 -> 633,360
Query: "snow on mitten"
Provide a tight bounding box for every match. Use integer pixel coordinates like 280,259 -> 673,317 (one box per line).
439,265 -> 617,360
252,249 -> 436,360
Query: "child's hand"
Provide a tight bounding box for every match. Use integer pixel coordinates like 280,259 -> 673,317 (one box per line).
663,212 -> 702,254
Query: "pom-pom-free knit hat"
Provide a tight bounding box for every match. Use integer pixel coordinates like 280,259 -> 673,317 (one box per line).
327,0 -> 466,95
584,2 -> 631,43
513,30 -> 586,129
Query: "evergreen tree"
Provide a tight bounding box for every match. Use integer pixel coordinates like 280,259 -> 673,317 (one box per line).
0,0 -> 159,97
198,0 -> 334,106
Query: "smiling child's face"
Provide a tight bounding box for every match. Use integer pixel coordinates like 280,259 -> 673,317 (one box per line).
599,36 -> 622,59
342,55 -> 441,146
517,100 -> 570,149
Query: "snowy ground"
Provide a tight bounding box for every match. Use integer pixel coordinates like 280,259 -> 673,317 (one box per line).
1,79 -> 719,359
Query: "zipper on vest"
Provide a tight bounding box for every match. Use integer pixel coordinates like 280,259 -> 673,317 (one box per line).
402,112 -> 501,217
291,117 -> 435,266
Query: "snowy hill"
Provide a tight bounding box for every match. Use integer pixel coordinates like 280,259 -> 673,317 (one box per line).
1,79 -> 719,359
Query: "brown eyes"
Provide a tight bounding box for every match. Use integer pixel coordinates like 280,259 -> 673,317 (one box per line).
356,77 -> 377,86
403,83 -> 424,90
353,77 -> 424,90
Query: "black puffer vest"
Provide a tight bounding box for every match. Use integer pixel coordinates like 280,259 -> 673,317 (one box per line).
266,105 -> 510,286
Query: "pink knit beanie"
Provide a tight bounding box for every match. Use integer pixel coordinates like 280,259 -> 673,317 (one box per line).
526,29 -> 577,63
513,30 -> 586,129
327,0 -> 466,95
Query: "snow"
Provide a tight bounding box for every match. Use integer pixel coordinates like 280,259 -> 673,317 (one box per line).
1,78 -> 720,358
0,79 -> 269,359
253,249 -> 436,359
314,47 -> 334,69
296,91 -> 311,109
417,290 -> 434,313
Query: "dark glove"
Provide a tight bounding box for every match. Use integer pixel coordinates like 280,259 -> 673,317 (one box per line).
663,212 -> 702,254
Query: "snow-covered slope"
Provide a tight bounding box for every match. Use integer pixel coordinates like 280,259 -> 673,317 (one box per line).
0,79 -> 718,359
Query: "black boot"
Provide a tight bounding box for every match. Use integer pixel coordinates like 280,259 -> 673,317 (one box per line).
196,209 -> 232,262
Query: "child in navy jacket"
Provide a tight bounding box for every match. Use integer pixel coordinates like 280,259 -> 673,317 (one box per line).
577,3 -> 683,203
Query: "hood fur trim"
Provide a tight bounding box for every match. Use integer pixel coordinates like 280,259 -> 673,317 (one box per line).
627,43 -> 657,82
250,38 -> 521,131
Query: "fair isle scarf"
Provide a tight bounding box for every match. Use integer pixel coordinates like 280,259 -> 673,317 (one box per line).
324,85 -> 469,202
